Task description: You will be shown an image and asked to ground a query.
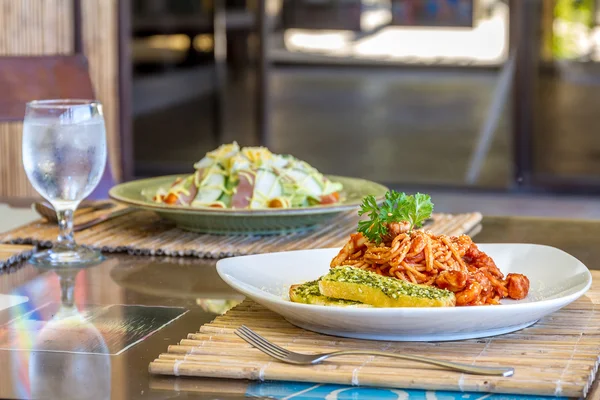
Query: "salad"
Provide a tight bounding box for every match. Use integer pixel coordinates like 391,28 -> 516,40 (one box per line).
152,142 -> 343,209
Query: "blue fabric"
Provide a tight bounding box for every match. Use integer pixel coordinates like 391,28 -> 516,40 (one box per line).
246,382 -> 565,400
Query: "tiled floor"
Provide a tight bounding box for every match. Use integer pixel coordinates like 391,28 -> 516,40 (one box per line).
135,63 -> 600,188
268,68 -> 511,188
134,67 -> 511,188
536,70 -> 600,182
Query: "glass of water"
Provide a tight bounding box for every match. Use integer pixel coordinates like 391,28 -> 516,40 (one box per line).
22,100 -> 107,267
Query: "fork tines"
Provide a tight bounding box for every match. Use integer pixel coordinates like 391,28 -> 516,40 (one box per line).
235,325 -> 290,360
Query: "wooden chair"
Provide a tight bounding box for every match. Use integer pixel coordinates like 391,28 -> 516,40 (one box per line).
0,0 -> 115,202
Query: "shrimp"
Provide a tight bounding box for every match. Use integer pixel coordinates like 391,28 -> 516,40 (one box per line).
451,235 -> 473,257
435,270 -> 468,292
406,232 -> 426,256
506,273 -> 530,300
387,221 -> 410,238
330,233 -> 366,267
455,281 -> 483,306
471,271 -> 492,297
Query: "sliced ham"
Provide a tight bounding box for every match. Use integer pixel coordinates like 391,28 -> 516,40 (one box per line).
163,175 -> 197,205
193,168 -> 205,187
175,177 -> 198,205
231,172 -> 255,208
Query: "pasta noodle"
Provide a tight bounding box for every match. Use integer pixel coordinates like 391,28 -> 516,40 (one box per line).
330,224 -> 530,306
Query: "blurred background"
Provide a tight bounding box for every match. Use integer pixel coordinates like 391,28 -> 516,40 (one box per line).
4,0 -> 600,218
129,0 -> 600,193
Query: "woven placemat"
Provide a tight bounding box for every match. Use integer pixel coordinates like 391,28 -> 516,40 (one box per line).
0,244 -> 35,271
149,271 -> 600,398
0,208 -> 482,259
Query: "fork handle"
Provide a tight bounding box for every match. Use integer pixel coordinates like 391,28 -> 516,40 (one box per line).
73,208 -> 135,232
314,350 -> 513,377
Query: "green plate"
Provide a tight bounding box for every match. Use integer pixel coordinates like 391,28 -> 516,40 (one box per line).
109,175 -> 388,235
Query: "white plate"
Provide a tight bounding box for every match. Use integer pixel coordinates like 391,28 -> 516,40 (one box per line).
216,244 -> 592,341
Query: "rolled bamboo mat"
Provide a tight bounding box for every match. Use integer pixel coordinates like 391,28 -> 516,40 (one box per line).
0,205 -> 482,259
0,244 -> 35,272
149,271 -> 600,398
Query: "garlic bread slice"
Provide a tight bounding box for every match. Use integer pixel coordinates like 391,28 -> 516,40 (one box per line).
319,267 -> 455,308
289,280 -> 370,307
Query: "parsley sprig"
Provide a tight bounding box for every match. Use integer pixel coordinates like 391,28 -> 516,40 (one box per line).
357,191 -> 434,244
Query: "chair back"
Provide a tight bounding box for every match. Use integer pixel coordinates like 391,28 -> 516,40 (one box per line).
0,55 -> 94,121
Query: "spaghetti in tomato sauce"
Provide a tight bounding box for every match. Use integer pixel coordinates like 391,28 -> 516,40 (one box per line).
330,222 -> 529,306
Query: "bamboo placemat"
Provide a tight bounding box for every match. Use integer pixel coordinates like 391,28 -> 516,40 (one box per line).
149,271 -> 600,398
0,207 -> 482,259
0,244 -> 35,271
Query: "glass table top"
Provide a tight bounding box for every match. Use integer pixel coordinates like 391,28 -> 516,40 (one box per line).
0,216 -> 598,399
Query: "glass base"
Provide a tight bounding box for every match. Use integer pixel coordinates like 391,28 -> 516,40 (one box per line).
29,246 -> 105,268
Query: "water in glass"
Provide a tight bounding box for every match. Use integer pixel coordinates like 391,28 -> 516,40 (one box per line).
23,116 -> 106,207
22,100 -> 107,267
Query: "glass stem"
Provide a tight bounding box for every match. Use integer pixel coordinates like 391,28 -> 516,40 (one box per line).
59,274 -> 75,308
56,207 -> 76,249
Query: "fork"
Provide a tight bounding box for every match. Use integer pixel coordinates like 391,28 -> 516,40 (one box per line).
72,207 -> 135,231
235,325 -> 514,377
